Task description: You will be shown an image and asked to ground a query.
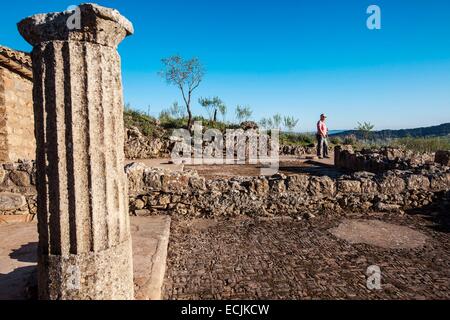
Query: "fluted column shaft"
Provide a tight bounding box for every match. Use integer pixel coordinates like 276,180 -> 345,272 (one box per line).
18,4 -> 135,300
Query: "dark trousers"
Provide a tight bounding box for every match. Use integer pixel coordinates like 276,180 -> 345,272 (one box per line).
316,135 -> 329,157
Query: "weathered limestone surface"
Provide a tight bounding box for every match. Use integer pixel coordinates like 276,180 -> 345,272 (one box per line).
0,48 -> 35,162
18,3 -> 134,300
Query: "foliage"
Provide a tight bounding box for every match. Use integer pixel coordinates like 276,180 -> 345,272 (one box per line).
343,134 -> 358,146
283,116 -> 300,132
260,114 -> 298,131
355,121 -> 375,140
124,103 -> 160,137
329,136 -> 342,145
159,55 -> 205,129
198,96 -> 227,122
390,136 -> 450,153
272,114 -> 282,129
235,105 -> 253,123
280,132 -> 316,146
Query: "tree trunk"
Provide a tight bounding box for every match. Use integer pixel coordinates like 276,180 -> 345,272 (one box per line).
187,107 -> 193,131
213,109 -> 217,123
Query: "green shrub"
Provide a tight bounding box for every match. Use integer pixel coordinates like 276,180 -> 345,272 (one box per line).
124,104 -> 159,137
329,136 -> 342,145
342,134 -> 357,146
390,136 -> 450,153
280,132 -> 316,146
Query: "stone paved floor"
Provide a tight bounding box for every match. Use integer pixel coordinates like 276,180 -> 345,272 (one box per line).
0,216 -> 171,300
162,212 -> 450,300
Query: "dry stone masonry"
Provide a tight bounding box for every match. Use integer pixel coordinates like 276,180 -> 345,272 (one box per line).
18,3 -> 135,300
0,46 -> 35,162
335,146 -> 435,173
126,161 -> 450,218
0,160 -> 36,221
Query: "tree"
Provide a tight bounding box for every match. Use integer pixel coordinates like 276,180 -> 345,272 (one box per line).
283,116 -> 299,132
356,121 -> 375,140
159,55 -> 205,130
259,118 -> 269,130
272,114 -> 282,129
198,96 -> 226,122
235,105 -> 252,123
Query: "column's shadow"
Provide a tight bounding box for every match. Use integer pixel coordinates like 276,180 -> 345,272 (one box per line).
0,242 -> 38,300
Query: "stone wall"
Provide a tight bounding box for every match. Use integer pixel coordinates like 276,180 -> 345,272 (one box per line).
334,146 -> 435,173
3,159 -> 449,220
125,126 -> 171,159
126,162 -> 450,218
0,160 -> 36,220
0,65 -> 35,162
279,145 -> 316,156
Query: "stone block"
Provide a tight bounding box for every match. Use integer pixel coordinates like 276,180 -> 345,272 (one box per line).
435,150 -> 450,166
406,175 -> 430,191
8,170 -> 31,186
0,192 -> 26,211
379,175 -> 405,194
338,180 -> 362,193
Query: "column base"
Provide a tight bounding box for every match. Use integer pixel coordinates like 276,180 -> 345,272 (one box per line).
38,238 -> 134,300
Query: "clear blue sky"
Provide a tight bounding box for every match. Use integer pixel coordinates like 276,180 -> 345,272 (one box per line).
1,0 -> 449,131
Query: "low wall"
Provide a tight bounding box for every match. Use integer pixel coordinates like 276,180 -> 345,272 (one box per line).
279,145 -> 316,156
2,159 -> 449,220
0,160 -> 36,220
334,146 -> 435,173
126,162 -> 450,217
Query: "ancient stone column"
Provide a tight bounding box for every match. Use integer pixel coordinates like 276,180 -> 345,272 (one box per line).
18,4 -> 134,300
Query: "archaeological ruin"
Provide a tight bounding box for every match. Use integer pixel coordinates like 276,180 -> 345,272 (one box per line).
17,3 -> 135,299
0,2 -> 449,302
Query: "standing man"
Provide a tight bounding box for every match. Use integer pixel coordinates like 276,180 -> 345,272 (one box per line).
316,114 -> 330,159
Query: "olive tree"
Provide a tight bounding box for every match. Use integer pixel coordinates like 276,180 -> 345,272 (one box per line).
159,55 -> 205,129
235,105 -> 252,123
198,96 -> 227,122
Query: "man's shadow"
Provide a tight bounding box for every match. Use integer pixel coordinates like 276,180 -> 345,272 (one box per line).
0,242 -> 38,300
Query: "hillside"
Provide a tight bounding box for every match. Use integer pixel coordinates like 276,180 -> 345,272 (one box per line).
330,123 -> 450,140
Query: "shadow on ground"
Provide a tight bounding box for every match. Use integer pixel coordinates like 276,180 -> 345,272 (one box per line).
406,190 -> 450,233
9,242 -> 38,263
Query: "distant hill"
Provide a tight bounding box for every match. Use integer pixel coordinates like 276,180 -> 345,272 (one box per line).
329,123 -> 450,140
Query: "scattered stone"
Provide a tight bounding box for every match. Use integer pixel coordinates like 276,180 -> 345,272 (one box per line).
0,192 -> 27,211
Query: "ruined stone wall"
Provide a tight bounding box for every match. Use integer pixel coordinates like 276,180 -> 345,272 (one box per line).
279,145 -> 316,156
0,66 -> 35,162
2,160 -> 449,219
0,160 -> 36,221
126,162 -> 450,218
334,146 -> 435,173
